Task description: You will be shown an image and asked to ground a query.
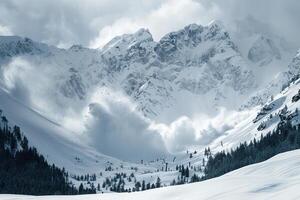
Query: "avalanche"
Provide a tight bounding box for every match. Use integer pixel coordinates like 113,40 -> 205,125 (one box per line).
0,19 -> 300,195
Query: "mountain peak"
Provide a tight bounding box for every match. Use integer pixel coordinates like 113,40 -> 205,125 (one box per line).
183,23 -> 203,32
134,28 -> 153,41
208,20 -> 225,29
68,44 -> 90,52
296,49 -> 300,57
0,36 -> 47,58
0,35 -> 23,44
101,28 -> 154,55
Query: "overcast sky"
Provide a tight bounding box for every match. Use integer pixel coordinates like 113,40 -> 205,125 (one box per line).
0,0 -> 300,48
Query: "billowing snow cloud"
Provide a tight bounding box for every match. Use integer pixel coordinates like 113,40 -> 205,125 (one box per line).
0,24 -> 11,35
0,57 -> 32,104
0,57 -> 251,158
154,108 -> 250,153
83,90 -> 168,161
0,55 -> 253,161
0,59 -> 168,161
0,57 -> 88,134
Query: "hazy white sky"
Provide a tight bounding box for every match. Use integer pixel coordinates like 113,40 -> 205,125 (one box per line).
1,0 -> 300,48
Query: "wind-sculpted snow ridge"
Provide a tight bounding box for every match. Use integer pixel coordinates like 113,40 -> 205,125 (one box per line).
2,149 -> 300,199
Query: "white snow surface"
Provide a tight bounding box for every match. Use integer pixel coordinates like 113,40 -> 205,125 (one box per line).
1,149 -> 300,200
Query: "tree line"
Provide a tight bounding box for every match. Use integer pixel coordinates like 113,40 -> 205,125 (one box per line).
0,111 -> 95,195
203,119 -> 300,180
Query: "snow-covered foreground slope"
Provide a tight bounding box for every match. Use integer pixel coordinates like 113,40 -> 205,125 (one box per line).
2,149 -> 300,200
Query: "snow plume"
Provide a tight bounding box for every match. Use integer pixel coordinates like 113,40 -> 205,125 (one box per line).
0,58 -> 250,160
154,108 -> 251,153
0,57 -> 64,116
0,59 -> 167,161
0,24 -> 11,35
0,57 -> 87,134
83,88 -> 168,161
0,58 -> 167,161
0,57 -> 32,104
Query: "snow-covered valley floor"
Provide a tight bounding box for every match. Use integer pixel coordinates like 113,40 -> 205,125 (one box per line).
1,149 -> 300,200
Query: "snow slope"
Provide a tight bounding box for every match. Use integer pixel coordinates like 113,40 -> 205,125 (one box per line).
0,86 -> 157,175
206,70 -> 300,155
174,64 -> 300,170
2,149 -> 300,200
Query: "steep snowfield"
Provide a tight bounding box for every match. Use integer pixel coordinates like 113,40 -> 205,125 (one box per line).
174,66 -> 300,171
207,72 -> 300,155
2,149 -> 300,200
0,85 -> 183,190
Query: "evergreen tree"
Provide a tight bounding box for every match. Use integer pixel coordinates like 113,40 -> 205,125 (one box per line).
185,167 -> 189,178
203,119 -> 300,180
142,180 -> 145,191
155,177 -> 161,188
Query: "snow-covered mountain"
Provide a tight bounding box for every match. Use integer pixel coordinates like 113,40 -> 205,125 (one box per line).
0,21 -> 257,124
0,19 -> 294,125
1,18 -> 300,193
0,17 -> 297,159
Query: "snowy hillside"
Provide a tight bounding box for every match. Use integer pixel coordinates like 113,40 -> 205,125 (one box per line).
2,149 -> 300,199
205,70 -> 300,155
